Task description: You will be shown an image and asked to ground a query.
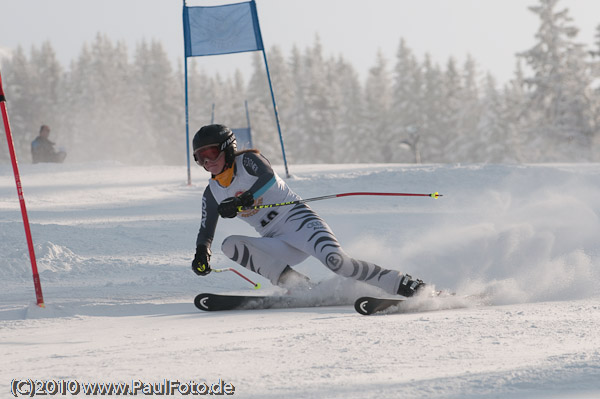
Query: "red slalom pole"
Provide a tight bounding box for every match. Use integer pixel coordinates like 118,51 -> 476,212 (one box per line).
0,70 -> 45,308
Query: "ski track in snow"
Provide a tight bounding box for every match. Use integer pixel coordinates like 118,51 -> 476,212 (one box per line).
1,162 -> 600,399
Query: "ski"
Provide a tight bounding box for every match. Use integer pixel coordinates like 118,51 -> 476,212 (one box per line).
354,293 -> 489,315
354,296 -> 405,315
194,293 -> 351,312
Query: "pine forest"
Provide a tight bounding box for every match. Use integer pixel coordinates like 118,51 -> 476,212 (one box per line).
2,0 -> 600,166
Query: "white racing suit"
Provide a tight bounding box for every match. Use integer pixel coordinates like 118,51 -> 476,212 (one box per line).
196,152 -> 405,295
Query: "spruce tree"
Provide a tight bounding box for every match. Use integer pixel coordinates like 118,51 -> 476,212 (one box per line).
518,0 -> 595,161
363,51 -> 392,163
391,39 -> 424,163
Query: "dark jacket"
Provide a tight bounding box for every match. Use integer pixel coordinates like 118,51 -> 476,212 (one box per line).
31,136 -> 66,163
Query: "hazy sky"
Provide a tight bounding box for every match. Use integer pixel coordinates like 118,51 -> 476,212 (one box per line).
1,0 -> 599,85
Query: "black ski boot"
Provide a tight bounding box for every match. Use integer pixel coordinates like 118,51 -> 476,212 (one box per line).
277,266 -> 314,292
397,274 -> 427,297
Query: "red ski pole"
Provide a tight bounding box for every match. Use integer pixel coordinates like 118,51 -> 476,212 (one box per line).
0,70 -> 45,308
214,268 -> 261,289
240,191 -> 442,211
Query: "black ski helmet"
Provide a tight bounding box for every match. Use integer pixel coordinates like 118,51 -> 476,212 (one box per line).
192,124 -> 237,168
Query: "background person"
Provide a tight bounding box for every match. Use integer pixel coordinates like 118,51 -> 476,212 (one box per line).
31,125 -> 67,163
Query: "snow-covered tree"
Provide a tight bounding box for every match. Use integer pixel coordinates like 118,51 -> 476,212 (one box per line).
246,51 -> 281,162
476,73 -> 511,162
590,24 -> 600,158
502,60 -> 531,162
363,50 -> 392,163
390,39 -> 424,163
133,40 -> 183,164
187,58 -> 217,134
255,45 -> 292,162
454,56 -> 483,162
518,0 -> 595,161
264,45 -> 293,128
63,34 -> 140,163
420,54 -> 445,162
299,37 -> 339,163
330,57 -> 364,163
439,57 -> 462,162
1,43 -> 63,162
30,42 -> 63,135
1,47 -> 35,161
282,45 -> 308,164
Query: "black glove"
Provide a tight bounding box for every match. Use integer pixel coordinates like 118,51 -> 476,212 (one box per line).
217,191 -> 254,218
192,245 -> 211,276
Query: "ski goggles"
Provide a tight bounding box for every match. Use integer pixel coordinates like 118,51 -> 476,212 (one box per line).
194,145 -> 222,165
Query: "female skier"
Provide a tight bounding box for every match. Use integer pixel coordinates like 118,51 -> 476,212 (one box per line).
191,124 -> 428,297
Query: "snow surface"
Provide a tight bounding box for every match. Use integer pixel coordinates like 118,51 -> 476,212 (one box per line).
1,161 -> 600,399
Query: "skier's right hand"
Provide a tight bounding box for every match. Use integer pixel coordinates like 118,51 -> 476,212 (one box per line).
218,191 -> 254,218
192,245 -> 211,276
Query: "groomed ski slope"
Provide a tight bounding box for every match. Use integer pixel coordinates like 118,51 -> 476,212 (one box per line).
1,162 -> 600,399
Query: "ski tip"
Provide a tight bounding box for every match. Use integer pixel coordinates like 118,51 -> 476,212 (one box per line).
194,294 -> 212,311
354,296 -> 406,315
354,297 -> 374,316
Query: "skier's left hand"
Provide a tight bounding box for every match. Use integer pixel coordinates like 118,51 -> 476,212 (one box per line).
218,191 -> 254,218
192,245 -> 211,276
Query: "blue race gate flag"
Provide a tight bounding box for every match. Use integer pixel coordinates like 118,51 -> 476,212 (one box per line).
183,1 -> 264,57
